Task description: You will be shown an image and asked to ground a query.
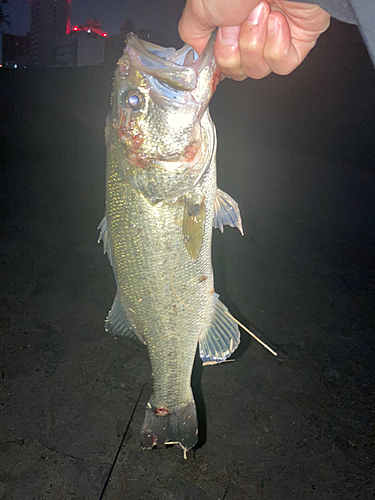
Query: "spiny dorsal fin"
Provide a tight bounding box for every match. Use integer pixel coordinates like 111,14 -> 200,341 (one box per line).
199,293 -> 240,363
213,189 -> 244,235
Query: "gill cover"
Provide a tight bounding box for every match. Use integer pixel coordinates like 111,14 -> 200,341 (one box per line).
110,31 -> 219,204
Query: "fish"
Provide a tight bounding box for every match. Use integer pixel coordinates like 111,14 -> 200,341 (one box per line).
98,30 -> 244,458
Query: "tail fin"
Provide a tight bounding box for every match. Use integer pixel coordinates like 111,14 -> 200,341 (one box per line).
140,401 -> 197,458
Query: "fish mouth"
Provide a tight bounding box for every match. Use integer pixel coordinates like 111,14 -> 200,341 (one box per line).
125,29 -> 219,96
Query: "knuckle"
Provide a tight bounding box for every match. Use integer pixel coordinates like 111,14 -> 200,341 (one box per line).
244,68 -> 271,79
216,56 -> 242,73
217,60 -> 239,72
264,45 -> 287,62
241,56 -> 271,79
239,37 -> 262,54
268,59 -> 297,75
221,70 -> 247,81
264,48 -> 294,70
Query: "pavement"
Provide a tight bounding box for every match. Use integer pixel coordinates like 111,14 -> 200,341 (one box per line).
0,18 -> 374,500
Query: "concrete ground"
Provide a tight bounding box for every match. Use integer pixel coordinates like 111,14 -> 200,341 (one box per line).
1,19 -> 374,500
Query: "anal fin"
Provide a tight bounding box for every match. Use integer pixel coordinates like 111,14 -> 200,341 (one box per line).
199,293 -> 240,363
105,292 -> 144,343
213,188 -> 244,235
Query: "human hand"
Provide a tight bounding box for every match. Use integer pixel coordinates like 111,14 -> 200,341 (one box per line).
179,0 -> 331,79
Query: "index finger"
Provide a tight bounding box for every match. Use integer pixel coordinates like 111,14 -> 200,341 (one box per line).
179,0 -> 262,54
178,1 -> 214,54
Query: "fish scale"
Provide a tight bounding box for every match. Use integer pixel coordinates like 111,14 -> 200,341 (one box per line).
106,112 -> 216,411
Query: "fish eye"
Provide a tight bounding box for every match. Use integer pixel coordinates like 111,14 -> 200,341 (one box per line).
124,91 -> 143,111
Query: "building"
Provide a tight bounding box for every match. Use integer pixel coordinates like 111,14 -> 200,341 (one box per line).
30,0 -> 71,66
29,3 -> 167,68
2,33 -> 31,68
55,29 -> 105,67
55,19 -> 107,67
104,18 -> 167,67
75,18 -> 103,35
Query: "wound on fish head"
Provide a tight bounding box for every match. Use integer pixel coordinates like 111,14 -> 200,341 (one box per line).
107,31 -> 219,204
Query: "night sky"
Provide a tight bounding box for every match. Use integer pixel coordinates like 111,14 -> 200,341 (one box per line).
4,0 -> 186,41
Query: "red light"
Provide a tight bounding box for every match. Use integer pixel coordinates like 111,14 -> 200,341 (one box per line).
73,26 -> 79,31
102,33 -> 107,37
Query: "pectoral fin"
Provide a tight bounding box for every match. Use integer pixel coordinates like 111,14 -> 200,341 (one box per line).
105,292 -> 144,343
199,293 -> 240,363
213,189 -> 244,235
183,197 -> 206,262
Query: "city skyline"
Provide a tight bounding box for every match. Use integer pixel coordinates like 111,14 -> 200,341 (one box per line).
4,0 -> 185,44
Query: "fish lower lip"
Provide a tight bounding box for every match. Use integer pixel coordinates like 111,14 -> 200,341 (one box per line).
150,151 -> 199,163
151,152 -> 181,162
150,140 -> 201,163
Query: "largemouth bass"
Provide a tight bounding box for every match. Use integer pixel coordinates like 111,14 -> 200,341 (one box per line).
99,31 -> 243,456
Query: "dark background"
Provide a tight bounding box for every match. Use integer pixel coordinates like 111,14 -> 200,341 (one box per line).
1,18 -> 374,499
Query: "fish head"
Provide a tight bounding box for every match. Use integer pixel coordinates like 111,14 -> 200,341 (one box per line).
109,31 -> 220,204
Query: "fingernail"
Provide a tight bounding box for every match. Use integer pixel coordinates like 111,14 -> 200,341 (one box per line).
220,25 -> 240,45
248,2 -> 264,25
267,15 -> 279,34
